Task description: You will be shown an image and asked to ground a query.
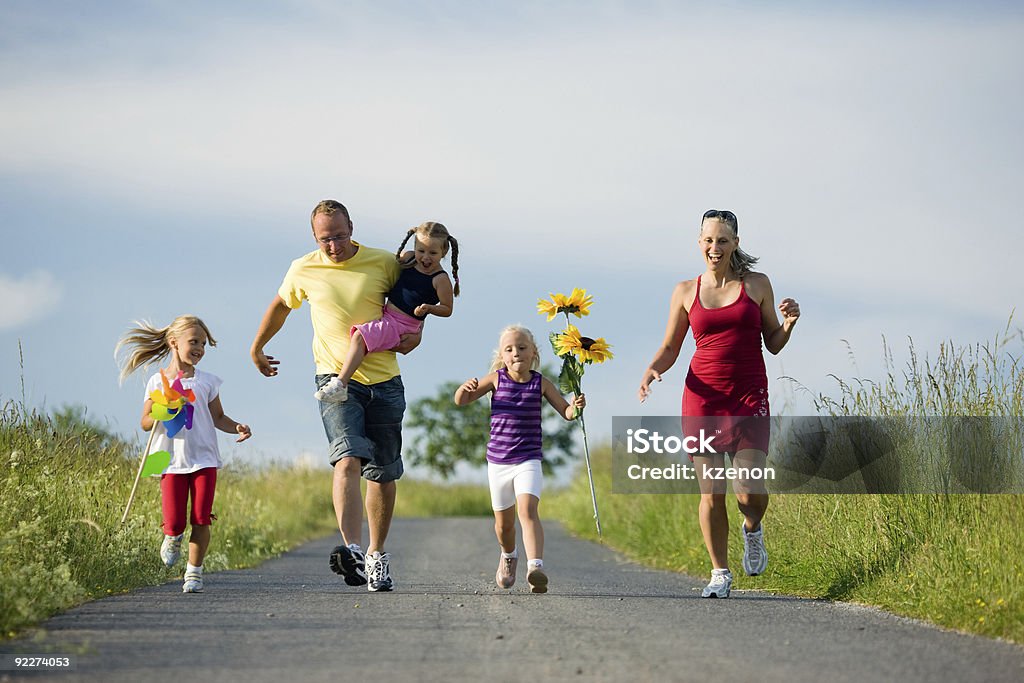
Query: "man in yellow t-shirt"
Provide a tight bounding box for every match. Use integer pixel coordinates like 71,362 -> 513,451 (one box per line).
251,199 -> 419,592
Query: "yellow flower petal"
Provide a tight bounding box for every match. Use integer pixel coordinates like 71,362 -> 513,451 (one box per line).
566,288 -> 594,317
553,325 -> 583,357
537,299 -> 559,322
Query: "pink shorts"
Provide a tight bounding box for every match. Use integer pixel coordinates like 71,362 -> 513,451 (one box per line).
160,467 -> 217,535
353,305 -> 423,354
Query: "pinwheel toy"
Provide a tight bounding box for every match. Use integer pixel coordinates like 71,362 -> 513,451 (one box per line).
121,372 -> 196,525
149,371 -> 195,438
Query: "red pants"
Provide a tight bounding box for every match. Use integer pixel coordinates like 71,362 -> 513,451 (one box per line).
160,467 -> 217,536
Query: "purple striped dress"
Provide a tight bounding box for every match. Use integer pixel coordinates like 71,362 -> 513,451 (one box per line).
486,369 -> 543,464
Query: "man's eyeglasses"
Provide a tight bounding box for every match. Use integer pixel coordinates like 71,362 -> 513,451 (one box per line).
317,234 -> 351,245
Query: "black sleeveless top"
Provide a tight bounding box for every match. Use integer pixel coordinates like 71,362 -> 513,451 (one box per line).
388,267 -> 444,320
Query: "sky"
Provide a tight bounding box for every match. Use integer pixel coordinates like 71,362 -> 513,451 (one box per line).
1,1 -> 1022,481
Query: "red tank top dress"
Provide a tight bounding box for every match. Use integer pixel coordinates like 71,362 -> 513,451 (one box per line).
682,275 -> 770,454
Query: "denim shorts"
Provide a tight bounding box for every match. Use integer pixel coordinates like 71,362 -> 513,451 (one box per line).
315,374 -> 406,482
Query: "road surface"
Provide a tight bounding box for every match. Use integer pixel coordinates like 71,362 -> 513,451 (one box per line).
2,518 -> 1022,682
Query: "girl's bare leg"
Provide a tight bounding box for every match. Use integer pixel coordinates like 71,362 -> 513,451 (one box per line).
339,330 -> 369,386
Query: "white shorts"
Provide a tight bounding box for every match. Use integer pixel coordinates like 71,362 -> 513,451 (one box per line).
487,459 -> 543,511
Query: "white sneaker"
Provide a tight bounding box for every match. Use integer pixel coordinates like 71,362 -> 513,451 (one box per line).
741,522 -> 768,576
496,554 -> 517,589
160,533 -> 183,567
701,570 -> 733,598
182,570 -> 203,593
314,377 -> 348,403
527,566 -> 548,594
366,551 -> 393,592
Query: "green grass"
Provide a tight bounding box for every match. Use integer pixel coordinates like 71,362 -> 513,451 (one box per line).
393,479 -> 492,517
548,323 -> 1024,643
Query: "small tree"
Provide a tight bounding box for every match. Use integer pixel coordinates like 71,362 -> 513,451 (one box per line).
405,369 -> 578,479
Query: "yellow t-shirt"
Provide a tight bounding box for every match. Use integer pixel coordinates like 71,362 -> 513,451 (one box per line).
278,242 -> 401,384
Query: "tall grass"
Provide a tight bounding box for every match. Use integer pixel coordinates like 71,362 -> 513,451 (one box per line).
808,316 -> 1022,417
549,323 -> 1024,643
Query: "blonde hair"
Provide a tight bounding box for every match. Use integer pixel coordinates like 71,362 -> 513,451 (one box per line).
489,324 -> 541,372
395,221 -> 461,296
114,315 -> 217,383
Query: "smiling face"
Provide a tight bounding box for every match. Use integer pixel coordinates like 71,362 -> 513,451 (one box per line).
498,329 -> 537,376
698,218 -> 739,273
170,325 -> 208,368
414,236 -> 447,272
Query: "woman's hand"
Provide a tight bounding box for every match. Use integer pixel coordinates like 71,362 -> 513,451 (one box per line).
779,298 -> 800,328
637,368 -> 663,403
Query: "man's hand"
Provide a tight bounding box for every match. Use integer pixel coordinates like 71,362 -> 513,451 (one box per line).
252,349 -> 280,377
251,297 -> 291,376
393,331 -> 423,355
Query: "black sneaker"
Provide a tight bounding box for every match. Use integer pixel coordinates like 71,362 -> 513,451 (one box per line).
365,551 -> 393,592
329,544 -> 367,586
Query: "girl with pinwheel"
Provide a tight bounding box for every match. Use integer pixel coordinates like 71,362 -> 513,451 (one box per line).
116,315 -> 251,594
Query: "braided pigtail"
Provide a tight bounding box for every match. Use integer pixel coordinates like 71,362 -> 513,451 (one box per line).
395,228 -> 417,264
447,235 -> 461,296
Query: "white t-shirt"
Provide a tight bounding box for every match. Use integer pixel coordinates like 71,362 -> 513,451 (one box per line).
144,369 -> 224,474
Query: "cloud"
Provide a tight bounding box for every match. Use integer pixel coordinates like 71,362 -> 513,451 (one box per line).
1,7 -> 1021,234
0,271 -> 63,331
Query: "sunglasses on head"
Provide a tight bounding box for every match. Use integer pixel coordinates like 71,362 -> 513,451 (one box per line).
702,209 -> 736,222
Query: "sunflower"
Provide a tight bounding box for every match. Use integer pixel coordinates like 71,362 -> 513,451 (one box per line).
537,288 -> 594,321
578,336 -> 613,364
553,325 -> 613,364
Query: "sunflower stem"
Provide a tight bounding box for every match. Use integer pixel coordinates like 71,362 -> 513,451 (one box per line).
577,412 -> 602,537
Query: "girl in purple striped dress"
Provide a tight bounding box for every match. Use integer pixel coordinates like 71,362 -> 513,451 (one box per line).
455,325 -> 585,593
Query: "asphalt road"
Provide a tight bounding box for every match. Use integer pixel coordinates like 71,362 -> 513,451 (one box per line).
2,518 -> 1023,682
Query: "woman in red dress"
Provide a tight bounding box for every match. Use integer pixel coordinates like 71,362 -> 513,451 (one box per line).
638,209 -> 800,598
